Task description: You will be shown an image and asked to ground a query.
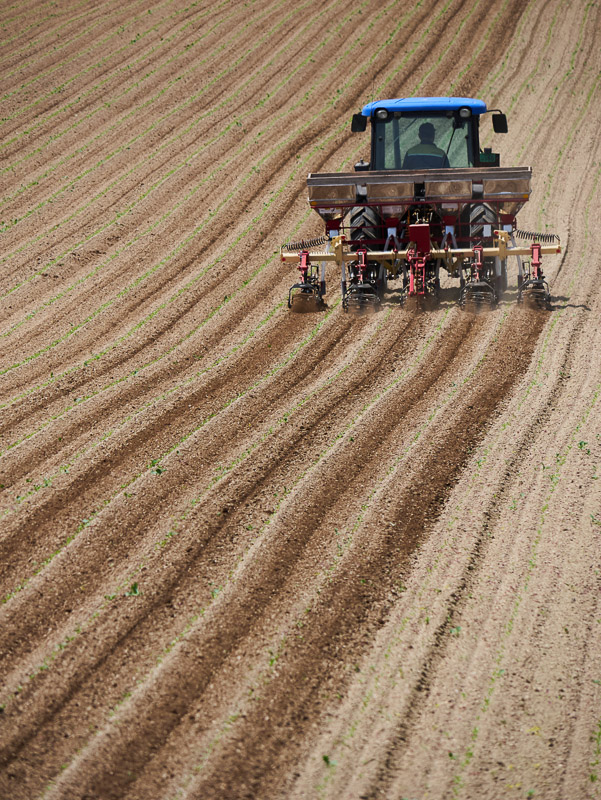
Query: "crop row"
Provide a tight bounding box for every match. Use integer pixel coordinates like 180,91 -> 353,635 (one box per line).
0,0 -> 349,284
0,0 -> 274,167
0,0 -> 93,51
516,0 -> 598,164
0,0 -> 237,177
1,0 -> 159,90
0,0 -> 233,129
0,0 -> 438,403
3,0 -> 209,96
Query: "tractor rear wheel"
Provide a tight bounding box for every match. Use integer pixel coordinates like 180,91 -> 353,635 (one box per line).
348,206 -> 382,250
462,202 -> 497,245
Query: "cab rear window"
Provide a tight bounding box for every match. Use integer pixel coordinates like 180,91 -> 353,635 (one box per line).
373,112 -> 474,170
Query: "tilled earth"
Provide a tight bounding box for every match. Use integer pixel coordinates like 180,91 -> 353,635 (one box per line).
0,1 -> 600,798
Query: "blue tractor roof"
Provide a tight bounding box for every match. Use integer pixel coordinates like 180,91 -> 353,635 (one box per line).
361,97 -> 488,117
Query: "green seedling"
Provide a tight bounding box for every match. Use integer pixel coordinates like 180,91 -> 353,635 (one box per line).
150,458 -> 164,475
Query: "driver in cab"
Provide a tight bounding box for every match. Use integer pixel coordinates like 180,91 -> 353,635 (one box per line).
403,122 -> 450,169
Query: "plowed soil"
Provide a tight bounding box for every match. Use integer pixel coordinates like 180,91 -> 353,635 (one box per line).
1,1 -> 600,798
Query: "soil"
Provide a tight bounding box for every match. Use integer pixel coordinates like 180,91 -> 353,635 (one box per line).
0,1 -> 600,798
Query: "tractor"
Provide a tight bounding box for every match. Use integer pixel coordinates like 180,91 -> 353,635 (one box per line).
283,97 -> 560,311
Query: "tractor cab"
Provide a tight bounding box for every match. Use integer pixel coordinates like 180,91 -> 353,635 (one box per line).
351,97 -> 507,170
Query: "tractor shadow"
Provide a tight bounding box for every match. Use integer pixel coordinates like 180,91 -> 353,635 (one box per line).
380,285 -> 461,311
548,295 -> 591,311
500,289 -> 589,312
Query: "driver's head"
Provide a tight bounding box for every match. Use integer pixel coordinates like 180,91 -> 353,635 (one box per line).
418,122 -> 436,143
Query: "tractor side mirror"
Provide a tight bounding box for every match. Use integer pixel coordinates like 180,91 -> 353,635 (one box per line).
351,113 -> 367,133
492,112 -> 508,133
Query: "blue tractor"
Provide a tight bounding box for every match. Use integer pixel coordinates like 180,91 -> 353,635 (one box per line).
283,97 -> 560,311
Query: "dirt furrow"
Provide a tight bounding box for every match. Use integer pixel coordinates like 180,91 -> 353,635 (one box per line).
32,299 -> 544,800
0,0 -> 243,185
2,0 -> 599,797
0,0 -> 242,140
0,304 -> 471,797
1,0 -> 204,98
0,0 -> 98,65
0,0 -> 325,262
0,0 -> 165,96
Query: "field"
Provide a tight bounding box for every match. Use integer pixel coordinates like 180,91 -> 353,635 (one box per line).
0,0 -> 600,798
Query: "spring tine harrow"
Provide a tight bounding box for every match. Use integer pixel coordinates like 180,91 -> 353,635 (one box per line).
282,236 -> 329,252
514,229 -> 560,245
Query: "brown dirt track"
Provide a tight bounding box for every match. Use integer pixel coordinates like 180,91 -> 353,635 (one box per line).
0,0 -> 600,798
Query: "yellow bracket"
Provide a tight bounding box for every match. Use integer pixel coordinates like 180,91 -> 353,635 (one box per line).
281,232 -> 561,275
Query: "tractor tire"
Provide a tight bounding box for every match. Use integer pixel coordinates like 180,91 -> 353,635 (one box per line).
462,202 -> 498,244
348,205 -> 382,251
377,263 -> 388,299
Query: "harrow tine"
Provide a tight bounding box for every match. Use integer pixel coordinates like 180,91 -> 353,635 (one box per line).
460,280 -> 497,310
282,236 -> 328,253
288,283 -> 324,312
342,282 -> 380,313
514,229 -> 560,245
517,278 -> 551,309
